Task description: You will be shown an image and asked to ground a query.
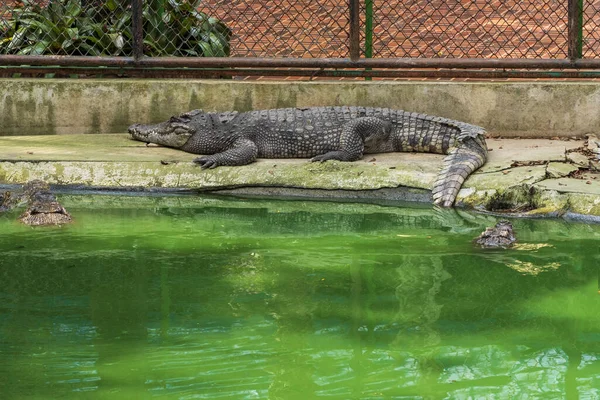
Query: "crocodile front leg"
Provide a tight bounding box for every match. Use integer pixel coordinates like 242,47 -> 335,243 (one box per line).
311,117 -> 391,162
193,139 -> 259,169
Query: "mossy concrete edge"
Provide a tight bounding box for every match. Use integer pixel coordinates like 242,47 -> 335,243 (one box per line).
2,158 -> 600,219
2,134 -> 600,219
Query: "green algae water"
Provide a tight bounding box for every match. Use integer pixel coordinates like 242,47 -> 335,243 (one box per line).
1,195 -> 599,399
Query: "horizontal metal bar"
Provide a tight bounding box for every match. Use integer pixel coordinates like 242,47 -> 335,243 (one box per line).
0,55 -> 135,67
122,57 -> 600,69
5,65 -> 600,79
6,55 -> 600,69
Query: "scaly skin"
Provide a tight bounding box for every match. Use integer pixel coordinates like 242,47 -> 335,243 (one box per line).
129,106 -> 488,207
474,220 -> 516,248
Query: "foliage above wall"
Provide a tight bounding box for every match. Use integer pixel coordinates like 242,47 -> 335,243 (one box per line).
0,0 -> 231,57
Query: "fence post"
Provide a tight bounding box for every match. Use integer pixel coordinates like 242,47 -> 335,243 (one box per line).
132,0 -> 144,62
349,0 -> 360,61
568,0 -> 584,60
364,0 -> 374,80
365,0 -> 373,59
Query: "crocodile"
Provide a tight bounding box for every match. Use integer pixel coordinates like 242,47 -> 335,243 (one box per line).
474,220 -> 516,248
0,180 -> 72,226
128,106 -> 488,206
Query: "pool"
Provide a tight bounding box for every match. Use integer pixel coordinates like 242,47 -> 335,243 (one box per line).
1,195 -> 599,398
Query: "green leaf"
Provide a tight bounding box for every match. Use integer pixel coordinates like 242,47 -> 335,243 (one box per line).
6,27 -> 29,52
49,1 -> 64,20
207,32 -> 226,57
78,42 -> 101,56
115,12 -> 132,31
66,27 -> 79,40
0,37 -> 14,47
61,38 -> 74,50
197,40 -> 214,57
64,0 -> 82,25
106,0 -> 119,12
109,33 -> 125,50
19,40 -> 50,55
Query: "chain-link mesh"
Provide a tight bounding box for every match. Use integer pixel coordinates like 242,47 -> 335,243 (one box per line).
196,0 -> 589,59
197,0 -> 350,58
366,0 -> 569,59
2,0 -> 600,60
583,1 -> 600,57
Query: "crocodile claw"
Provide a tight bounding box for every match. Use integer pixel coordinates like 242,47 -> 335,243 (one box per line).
310,155 -> 329,162
193,156 -> 218,169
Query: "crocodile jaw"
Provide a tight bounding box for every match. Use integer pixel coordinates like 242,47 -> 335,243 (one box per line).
128,121 -> 193,148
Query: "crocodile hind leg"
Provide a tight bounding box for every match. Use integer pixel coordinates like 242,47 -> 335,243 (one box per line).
432,136 -> 488,207
311,117 -> 391,162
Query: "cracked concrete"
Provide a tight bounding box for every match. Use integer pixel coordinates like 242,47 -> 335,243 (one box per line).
1,134 -> 600,220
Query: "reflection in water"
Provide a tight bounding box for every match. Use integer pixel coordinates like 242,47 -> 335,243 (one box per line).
0,195 -> 599,398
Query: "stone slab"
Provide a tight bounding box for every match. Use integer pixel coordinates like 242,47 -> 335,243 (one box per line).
482,138 -> 582,172
535,177 -> 600,195
546,162 -> 579,179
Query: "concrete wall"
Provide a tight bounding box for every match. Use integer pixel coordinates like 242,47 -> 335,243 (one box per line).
1,78 -> 599,137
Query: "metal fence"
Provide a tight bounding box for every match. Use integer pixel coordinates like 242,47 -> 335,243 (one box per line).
2,0 -> 600,78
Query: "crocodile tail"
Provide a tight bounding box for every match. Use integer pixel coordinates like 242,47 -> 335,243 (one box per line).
432,134 -> 488,207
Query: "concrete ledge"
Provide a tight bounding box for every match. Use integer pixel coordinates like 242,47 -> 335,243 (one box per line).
2,134 -> 600,220
3,79 -> 600,137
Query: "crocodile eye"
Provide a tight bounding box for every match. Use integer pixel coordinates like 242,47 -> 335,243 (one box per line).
180,109 -> 203,118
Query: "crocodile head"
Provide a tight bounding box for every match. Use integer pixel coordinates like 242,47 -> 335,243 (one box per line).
128,110 -> 205,148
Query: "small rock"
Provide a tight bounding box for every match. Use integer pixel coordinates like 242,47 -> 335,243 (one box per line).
546,162 -> 579,179
567,152 -> 590,167
587,134 -> 600,153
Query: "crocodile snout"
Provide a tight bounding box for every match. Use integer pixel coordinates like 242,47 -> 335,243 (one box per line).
128,123 -> 142,135
128,123 -> 151,140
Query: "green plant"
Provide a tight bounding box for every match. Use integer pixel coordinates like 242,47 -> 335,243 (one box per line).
0,0 -> 231,57
143,0 -> 230,57
1,0 -> 96,55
